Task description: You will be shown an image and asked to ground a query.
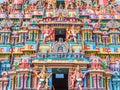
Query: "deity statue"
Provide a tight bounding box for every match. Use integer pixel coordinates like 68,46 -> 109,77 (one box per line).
65,0 -> 74,10
71,65 -> 86,90
2,71 -> 7,78
46,0 -> 56,10
82,18 -> 90,28
30,3 -> 36,10
0,4 -> 4,12
90,57 -> 102,69
34,65 -> 52,90
19,58 -> 30,68
58,47 -> 63,52
42,25 -> 54,43
67,25 -> 79,43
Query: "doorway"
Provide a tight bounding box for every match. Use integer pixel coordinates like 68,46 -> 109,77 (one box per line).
52,68 -> 68,90
55,28 -> 66,41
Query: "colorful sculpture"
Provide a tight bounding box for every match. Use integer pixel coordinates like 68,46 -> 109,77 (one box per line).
0,0 -> 120,90
90,57 -> 102,69
34,65 -> 52,90
71,65 -> 86,90
65,0 -> 74,10
67,25 -> 79,43
42,25 -> 54,43
82,18 -> 90,28
46,0 -> 56,9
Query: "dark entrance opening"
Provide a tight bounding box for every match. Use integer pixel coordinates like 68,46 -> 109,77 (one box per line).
55,28 -> 66,41
56,0 -> 65,9
52,68 -> 68,90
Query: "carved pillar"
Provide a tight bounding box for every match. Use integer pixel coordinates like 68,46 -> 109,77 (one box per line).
28,73 -> 31,88
15,76 -> 18,88
109,78 -> 112,90
106,77 -> 111,90
118,81 -> 120,90
20,74 -> 24,88
11,76 -> 15,90
0,82 -> 3,90
116,81 -> 119,90
100,76 -> 103,88
105,37 -> 108,45
68,68 -> 73,89
48,68 -> 52,88
8,76 -> 12,89
24,74 -> 28,88
33,76 -> 38,89
83,76 -> 87,88
8,34 -> 10,43
33,76 -> 37,88
90,74 -> 93,88
17,74 -> 20,88
112,82 -> 116,90
15,38 -> 18,44
4,81 -> 8,90
97,76 -> 100,88
93,75 -> 96,88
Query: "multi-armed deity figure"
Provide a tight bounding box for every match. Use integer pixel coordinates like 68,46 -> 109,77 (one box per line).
45,0 -> 56,9
42,25 -> 54,43
34,65 -> 52,90
71,65 -> 86,90
67,25 -> 79,43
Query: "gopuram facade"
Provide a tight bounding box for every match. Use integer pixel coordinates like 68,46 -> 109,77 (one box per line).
0,0 -> 120,90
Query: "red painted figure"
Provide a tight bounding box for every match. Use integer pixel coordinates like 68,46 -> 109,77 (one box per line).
42,25 -> 54,43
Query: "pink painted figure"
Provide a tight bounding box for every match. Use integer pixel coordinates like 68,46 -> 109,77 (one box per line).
42,25 -> 54,43
14,0 -> 23,4
19,58 -> 30,68
71,65 -> 86,90
2,72 -> 7,78
91,58 -> 102,69
65,0 -> 74,9
30,3 -> 36,10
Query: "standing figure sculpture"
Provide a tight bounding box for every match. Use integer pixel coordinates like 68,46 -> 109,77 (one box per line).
34,65 -> 52,90
46,0 -> 56,10
71,65 -> 86,90
65,0 -> 74,10
67,25 -> 79,43
42,25 -> 54,43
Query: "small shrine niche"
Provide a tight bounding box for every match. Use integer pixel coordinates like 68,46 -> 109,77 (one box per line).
53,38 -> 68,53
19,57 -> 31,68
30,18 -> 38,26
107,20 -> 119,28
89,56 -> 102,69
